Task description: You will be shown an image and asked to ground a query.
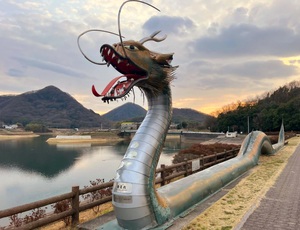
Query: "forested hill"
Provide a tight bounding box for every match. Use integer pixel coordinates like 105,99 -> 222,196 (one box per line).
172,108 -> 210,126
103,102 -> 147,122
213,81 -> 300,132
0,86 -> 211,130
0,86 -> 110,128
103,103 -> 212,129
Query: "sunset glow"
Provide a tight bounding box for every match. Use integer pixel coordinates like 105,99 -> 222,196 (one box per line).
0,0 -> 299,115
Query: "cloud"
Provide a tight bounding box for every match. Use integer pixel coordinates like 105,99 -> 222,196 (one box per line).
186,59 -> 297,78
178,59 -> 298,92
220,60 -> 298,78
143,15 -> 195,35
1,0 -> 300,115
7,68 -> 25,77
13,57 -> 89,78
190,24 -> 300,58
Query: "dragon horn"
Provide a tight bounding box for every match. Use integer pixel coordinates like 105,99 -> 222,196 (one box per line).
139,30 -> 167,44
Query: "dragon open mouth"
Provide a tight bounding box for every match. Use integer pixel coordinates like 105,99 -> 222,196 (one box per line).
92,44 -> 148,102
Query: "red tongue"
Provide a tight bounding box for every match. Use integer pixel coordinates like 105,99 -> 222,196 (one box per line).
92,74 -> 147,99
92,74 -> 140,98
100,76 -> 124,96
92,76 -> 123,97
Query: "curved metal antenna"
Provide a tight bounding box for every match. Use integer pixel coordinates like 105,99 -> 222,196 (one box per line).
118,0 -> 160,58
77,29 -> 122,65
139,30 -> 167,44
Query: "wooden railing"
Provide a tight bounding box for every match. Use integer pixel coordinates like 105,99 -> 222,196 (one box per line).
156,148 -> 239,186
0,148 -> 239,229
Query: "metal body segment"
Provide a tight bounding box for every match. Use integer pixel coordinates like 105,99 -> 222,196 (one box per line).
112,87 -> 172,229
157,129 -> 285,220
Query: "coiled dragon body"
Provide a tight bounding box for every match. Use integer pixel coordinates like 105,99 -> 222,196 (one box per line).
78,1 -> 285,229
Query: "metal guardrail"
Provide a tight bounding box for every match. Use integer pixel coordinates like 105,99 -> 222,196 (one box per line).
0,148 -> 239,229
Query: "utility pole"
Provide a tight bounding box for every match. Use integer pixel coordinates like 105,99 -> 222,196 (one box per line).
247,116 -> 250,134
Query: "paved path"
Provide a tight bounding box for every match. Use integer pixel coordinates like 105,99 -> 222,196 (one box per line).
237,144 -> 300,230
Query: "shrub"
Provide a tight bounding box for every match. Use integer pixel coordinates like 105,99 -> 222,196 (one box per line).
82,179 -> 113,214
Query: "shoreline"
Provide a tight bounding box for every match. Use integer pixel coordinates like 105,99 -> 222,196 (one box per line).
0,134 -> 39,140
0,132 -> 242,145
46,137 -> 124,144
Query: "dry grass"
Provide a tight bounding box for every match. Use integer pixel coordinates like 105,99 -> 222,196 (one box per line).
183,136 -> 300,230
41,202 -> 113,230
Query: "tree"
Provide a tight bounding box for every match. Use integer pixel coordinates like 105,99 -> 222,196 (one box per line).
25,123 -> 51,133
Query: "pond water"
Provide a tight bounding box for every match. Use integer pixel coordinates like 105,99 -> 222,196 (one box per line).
0,135 -> 189,212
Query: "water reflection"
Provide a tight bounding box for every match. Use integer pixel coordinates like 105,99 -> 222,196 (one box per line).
0,136 -> 82,178
0,135 -> 184,211
0,136 -> 133,178
55,143 -> 92,149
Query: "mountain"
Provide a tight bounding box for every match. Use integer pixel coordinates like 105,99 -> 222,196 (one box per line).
103,102 -> 212,128
0,86 -> 110,128
172,108 -> 209,124
0,86 -> 211,129
103,102 -> 147,122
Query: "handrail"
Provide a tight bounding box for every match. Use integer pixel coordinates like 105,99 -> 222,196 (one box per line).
0,192 -> 74,218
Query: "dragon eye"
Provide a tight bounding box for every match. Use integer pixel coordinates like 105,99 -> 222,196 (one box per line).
124,45 -> 138,50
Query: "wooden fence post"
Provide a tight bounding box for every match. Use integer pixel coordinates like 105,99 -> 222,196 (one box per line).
214,152 -> 217,163
200,155 -> 203,169
71,186 -> 80,226
161,164 -> 166,186
184,159 -> 189,177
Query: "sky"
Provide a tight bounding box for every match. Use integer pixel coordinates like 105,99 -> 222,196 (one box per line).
1,0 -> 300,116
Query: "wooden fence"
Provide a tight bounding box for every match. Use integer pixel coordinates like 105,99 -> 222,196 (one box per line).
0,148 -> 239,229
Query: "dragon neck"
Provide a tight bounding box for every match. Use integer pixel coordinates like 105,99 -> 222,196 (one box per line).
112,85 -> 172,228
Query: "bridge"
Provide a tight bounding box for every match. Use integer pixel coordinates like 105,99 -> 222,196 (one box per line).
118,130 -> 225,141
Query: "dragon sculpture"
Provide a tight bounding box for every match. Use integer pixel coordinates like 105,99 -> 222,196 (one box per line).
78,1 -> 285,229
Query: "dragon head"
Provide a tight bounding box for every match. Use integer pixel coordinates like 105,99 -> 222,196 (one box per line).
92,31 -> 176,103
78,1 -> 177,103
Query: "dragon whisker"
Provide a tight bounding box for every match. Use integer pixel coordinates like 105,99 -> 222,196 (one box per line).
117,0 -> 160,59
77,29 -> 122,65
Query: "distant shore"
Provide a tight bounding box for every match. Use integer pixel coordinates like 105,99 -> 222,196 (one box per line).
46,136 -> 124,144
0,134 -> 39,140
0,128 -> 244,145
46,133 -> 181,144
0,129 -> 39,140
